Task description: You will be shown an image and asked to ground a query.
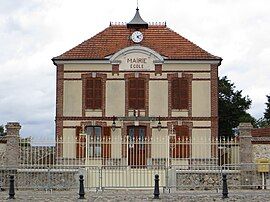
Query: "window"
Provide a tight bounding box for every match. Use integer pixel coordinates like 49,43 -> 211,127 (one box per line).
128,79 -> 145,109
86,126 -> 111,158
85,78 -> 102,109
86,126 -> 102,157
171,78 -> 189,109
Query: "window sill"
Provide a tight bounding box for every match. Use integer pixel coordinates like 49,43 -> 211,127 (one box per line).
85,109 -> 102,112
172,109 -> 188,112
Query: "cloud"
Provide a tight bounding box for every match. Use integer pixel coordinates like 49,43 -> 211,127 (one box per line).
0,0 -> 269,138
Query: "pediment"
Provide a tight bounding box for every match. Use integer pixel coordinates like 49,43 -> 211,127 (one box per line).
109,46 -> 164,71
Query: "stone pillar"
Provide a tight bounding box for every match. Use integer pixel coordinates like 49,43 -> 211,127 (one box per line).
238,122 -> 254,188
239,122 -> 253,164
5,122 -> 21,167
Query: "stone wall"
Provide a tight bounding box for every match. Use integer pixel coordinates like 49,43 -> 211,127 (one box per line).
0,169 -> 78,190
0,141 -> 6,165
175,171 -> 241,190
253,145 -> 270,161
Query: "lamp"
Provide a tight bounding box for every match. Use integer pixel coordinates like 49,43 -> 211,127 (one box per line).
112,116 -> 116,131
157,116 -> 162,131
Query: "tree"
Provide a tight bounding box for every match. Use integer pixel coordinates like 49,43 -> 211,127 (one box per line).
0,125 -> 5,136
218,76 -> 255,137
264,95 -> 270,124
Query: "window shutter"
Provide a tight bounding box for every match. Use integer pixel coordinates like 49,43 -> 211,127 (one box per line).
76,126 -> 86,158
179,79 -> 189,109
128,79 -> 145,109
85,78 -> 102,109
171,79 -> 180,109
102,127 -> 111,158
171,78 -> 189,109
85,79 -> 93,109
94,79 -> 102,109
175,125 -> 189,158
137,79 -> 145,109
170,125 -> 190,158
129,79 -> 137,109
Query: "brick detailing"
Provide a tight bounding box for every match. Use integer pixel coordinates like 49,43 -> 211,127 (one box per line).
81,73 -> 107,117
58,116 -> 213,121
155,64 -> 162,75
112,64 -> 119,75
80,121 -> 107,131
56,64 -> 64,119
210,64 -> 218,139
56,64 -> 64,157
167,73 -> 192,117
124,73 -> 150,117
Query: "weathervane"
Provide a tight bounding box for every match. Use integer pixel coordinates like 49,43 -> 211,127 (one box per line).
137,0 -> 139,8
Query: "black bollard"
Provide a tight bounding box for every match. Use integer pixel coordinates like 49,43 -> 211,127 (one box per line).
153,174 -> 160,199
78,175 -> 85,199
8,175 -> 15,199
222,174 -> 228,199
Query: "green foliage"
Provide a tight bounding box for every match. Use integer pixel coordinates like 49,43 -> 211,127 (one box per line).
264,95 -> 270,124
255,117 -> 269,128
218,76 -> 255,137
0,125 -> 5,136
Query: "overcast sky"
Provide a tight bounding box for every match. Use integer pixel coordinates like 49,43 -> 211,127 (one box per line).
0,0 -> 269,138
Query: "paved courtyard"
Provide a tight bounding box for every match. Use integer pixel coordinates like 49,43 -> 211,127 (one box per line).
1,190 -> 270,201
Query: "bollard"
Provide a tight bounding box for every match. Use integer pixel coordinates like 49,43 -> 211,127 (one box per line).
8,175 -> 15,199
153,174 -> 160,199
78,175 -> 85,199
222,174 -> 228,199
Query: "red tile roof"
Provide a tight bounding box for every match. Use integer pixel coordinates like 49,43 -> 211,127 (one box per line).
53,25 -> 221,61
251,128 -> 270,137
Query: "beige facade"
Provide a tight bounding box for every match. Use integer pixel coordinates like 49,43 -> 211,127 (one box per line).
53,20 -> 221,167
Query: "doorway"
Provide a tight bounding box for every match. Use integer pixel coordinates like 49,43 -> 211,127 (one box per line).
127,126 -> 147,167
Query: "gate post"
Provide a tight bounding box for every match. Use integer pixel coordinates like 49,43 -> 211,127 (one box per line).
5,122 -> 21,167
238,123 -> 253,188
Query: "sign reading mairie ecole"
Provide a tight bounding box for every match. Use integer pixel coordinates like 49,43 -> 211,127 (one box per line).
119,52 -> 155,71
109,46 -> 164,71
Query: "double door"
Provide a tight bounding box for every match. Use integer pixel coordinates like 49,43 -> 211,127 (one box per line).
127,126 -> 147,167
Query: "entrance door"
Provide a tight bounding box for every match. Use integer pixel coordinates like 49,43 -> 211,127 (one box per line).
127,126 -> 146,168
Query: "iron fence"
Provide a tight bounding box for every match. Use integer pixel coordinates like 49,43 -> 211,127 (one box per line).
1,136 -> 269,190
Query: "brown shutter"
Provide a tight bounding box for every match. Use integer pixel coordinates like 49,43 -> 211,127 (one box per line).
128,79 -> 145,109
76,126 -> 86,158
85,78 -> 102,109
137,79 -> 145,109
129,79 -> 137,109
179,78 -> 189,109
102,127 -> 111,158
171,78 -> 189,109
171,79 -> 179,109
170,125 -> 190,158
93,79 -> 102,109
85,79 -> 93,109
175,125 -> 189,158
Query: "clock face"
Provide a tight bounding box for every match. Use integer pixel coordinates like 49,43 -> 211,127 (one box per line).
131,31 -> 143,43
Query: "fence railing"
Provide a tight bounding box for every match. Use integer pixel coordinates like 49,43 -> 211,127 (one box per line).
18,136 -> 240,169
1,136 -> 255,191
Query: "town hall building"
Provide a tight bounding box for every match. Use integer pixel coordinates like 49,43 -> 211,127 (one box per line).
52,8 -> 222,168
